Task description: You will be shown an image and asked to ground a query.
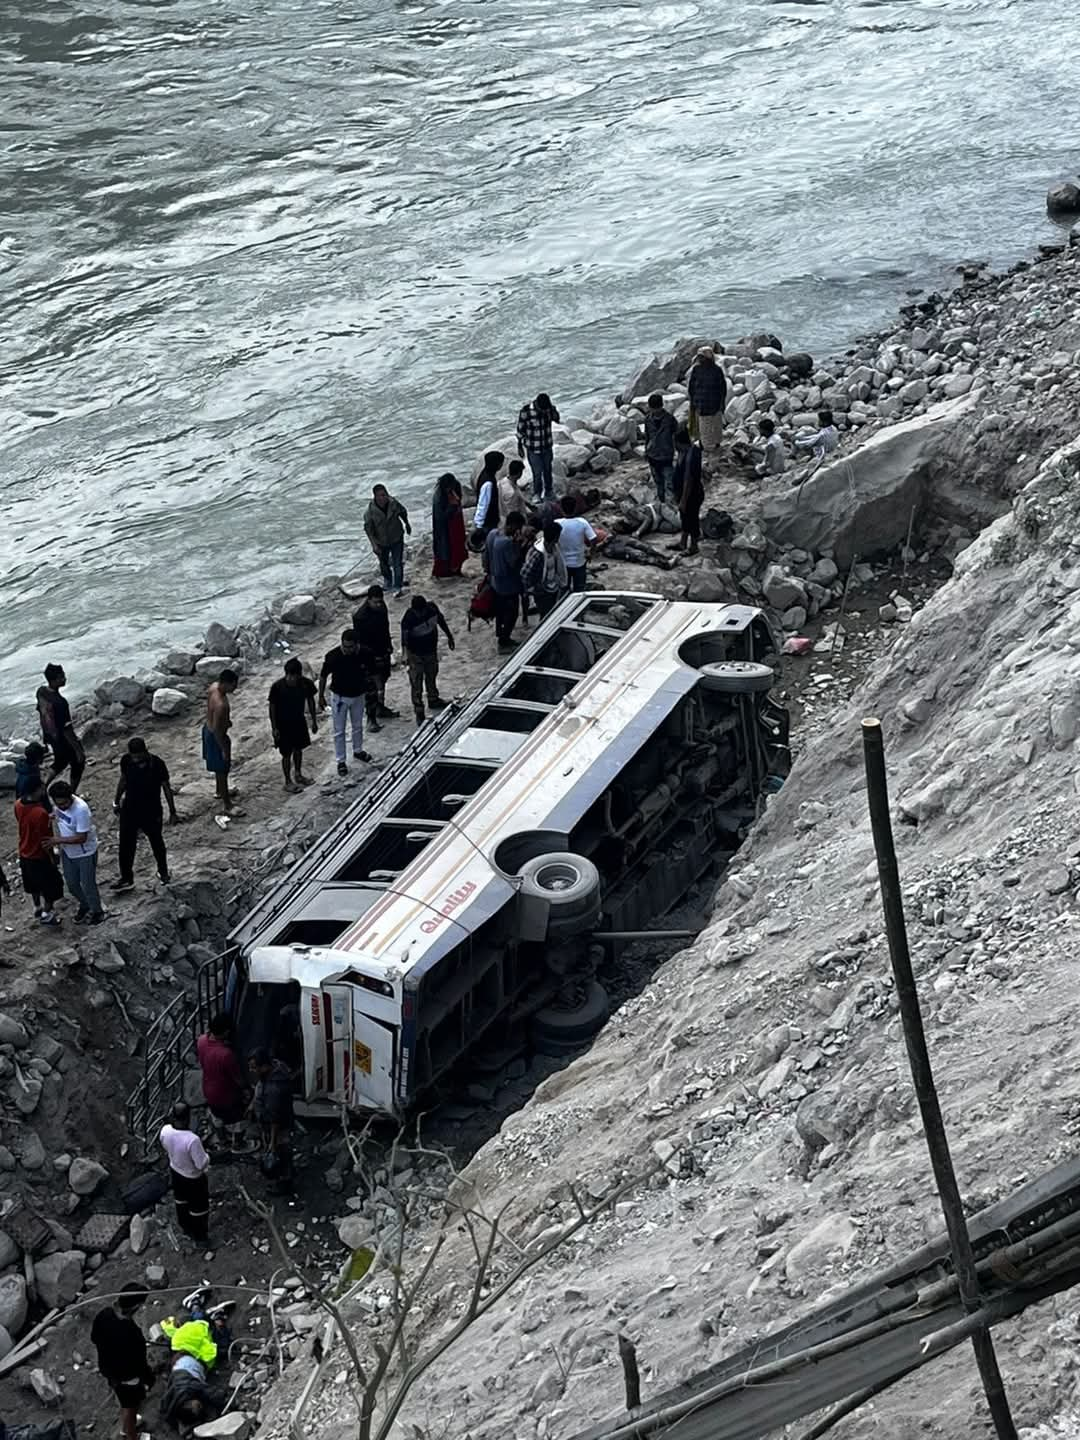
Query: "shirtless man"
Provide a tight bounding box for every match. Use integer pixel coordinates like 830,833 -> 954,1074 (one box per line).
202,670 -> 239,813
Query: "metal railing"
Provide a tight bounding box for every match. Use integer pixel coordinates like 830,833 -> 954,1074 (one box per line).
125,949 -> 230,1158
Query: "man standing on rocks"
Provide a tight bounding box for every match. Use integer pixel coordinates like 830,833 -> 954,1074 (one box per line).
644,393 -> 677,503
202,670 -> 239,816
352,584 -> 398,729
36,664 -> 85,791
673,426 -> 705,556
401,595 -> 455,725
112,737 -> 178,891
45,781 -> 103,924
319,630 -> 374,776
15,781 -> 63,927
160,1101 -> 211,1245
486,511 -> 526,651
91,1283 -> 153,1440
553,496 -> 596,593
267,659 -> 318,793
687,346 -> 728,457
517,392 -> 560,502
364,484 -> 411,597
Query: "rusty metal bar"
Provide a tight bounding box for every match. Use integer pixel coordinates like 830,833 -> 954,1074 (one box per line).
861,716 -> 1017,1440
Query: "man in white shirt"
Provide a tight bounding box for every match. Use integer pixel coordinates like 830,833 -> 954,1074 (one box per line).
160,1102 -> 211,1244
555,496 -> 597,593
46,780 -> 103,924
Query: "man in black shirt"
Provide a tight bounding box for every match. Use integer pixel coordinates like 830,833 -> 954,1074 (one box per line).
112,738 -> 177,892
318,630 -> 374,776
351,584 -> 398,729
268,658 -> 318,793
36,663 -> 85,790
90,1283 -> 152,1440
401,596 -> 455,726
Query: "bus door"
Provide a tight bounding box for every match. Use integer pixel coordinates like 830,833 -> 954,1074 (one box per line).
351,994 -> 397,1113
320,984 -> 354,1103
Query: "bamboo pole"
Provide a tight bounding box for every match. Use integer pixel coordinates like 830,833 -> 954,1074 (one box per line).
861,717 -> 1017,1440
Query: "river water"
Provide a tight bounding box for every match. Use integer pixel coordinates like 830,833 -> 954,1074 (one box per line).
1,0 -> 1076,730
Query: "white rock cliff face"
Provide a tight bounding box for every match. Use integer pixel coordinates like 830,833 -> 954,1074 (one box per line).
266,433 -> 1080,1440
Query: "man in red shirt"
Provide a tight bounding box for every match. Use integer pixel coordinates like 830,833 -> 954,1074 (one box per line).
196,1013 -> 247,1146
14,782 -> 63,927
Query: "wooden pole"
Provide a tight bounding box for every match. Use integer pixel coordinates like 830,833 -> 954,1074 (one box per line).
861,717 -> 1017,1440
618,1334 -> 642,1411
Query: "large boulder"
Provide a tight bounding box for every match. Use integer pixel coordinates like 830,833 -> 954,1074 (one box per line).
552,444 -> 592,475
470,435 -> 519,488
95,676 -> 145,708
0,1231 -> 19,1270
762,565 -> 808,613
203,622 -> 239,656
603,414 -> 638,448
280,595 -> 317,626
0,1276 -> 27,1336
68,1157 -> 109,1196
162,650 -> 199,676
620,337 -> 710,403
0,1014 -> 28,1049
34,1251 -> 84,1309
589,446 -> 622,474
194,656 -> 243,680
761,396 -> 975,565
151,688 -> 188,718
1047,180 -> 1080,216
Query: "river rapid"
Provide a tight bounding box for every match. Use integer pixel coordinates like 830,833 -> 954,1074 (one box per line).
1,0 -> 1077,729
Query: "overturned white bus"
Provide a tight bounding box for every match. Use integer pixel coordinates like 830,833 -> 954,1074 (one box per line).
199,592 -> 789,1117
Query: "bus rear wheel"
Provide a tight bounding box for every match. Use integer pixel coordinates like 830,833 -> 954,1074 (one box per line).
531,980 -> 610,1056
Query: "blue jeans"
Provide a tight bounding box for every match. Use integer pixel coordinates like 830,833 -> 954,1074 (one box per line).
648,459 -> 674,504
331,693 -> 365,762
377,541 -> 405,591
567,565 -> 587,593
527,450 -> 554,499
61,851 -> 101,916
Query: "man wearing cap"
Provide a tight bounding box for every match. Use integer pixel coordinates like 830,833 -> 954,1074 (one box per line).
687,346 -> 728,457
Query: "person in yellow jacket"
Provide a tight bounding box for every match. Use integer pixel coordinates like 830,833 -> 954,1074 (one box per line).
161,1317 -> 218,1367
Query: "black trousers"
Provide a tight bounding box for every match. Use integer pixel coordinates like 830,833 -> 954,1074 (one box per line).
118,811 -> 168,882
171,1169 -> 210,1242
495,592 -> 520,642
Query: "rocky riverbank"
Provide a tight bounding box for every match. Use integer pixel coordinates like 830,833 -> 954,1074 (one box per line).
232,241 -> 1080,1440
1,234 -> 1080,1436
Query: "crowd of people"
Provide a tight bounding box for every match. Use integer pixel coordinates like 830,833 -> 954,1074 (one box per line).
2,372 -> 830,926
